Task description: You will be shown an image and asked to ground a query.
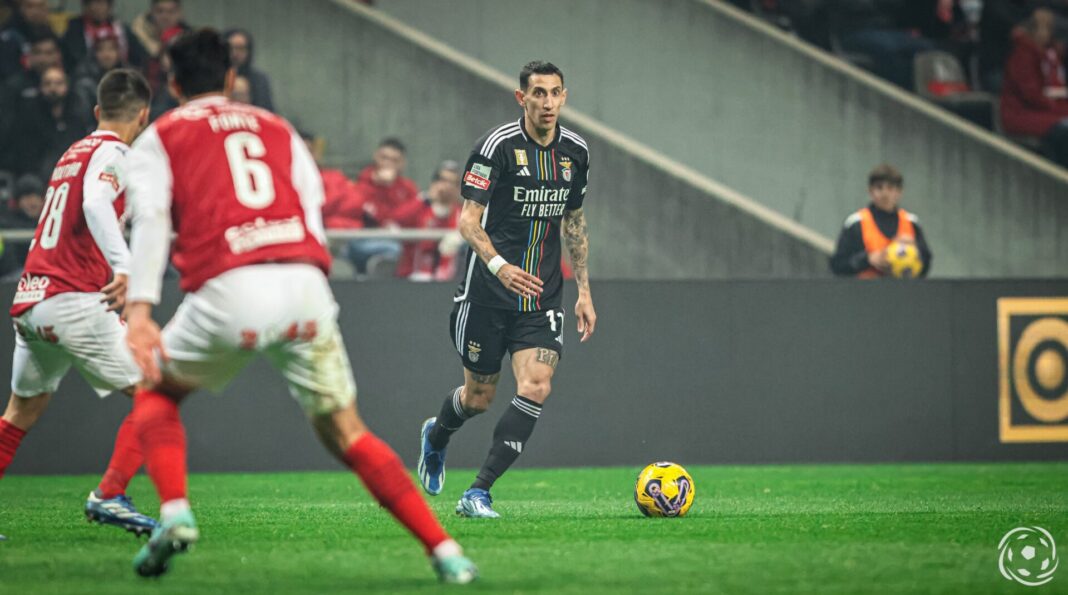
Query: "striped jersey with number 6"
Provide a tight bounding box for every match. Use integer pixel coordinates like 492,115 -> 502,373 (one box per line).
10,131 -> 127,317
128,97 -> 330,293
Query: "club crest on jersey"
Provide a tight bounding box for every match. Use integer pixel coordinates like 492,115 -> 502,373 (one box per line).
559,157 -> 573,181
467,341 -> 482,363
514,149 -> 528,166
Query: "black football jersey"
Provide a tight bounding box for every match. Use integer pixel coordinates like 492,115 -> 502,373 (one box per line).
454,118 -> 590,311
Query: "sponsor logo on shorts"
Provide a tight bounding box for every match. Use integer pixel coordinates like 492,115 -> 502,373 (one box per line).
12,275 -> 50,304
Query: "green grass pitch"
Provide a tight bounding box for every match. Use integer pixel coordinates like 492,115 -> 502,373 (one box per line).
1,464 -> 1066,594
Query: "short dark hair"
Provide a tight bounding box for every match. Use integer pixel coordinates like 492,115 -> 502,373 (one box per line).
868,163 -> 903,188
378,137 -> 406,154
168,28 -> 230,98
432,160 -> 461,182
519,61 -> 563,90
14,174 -> 44,200
28,30 -> 60,49
98,68 -> 151,121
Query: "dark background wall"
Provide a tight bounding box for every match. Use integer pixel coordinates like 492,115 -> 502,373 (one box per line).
6,279 -> 1068,476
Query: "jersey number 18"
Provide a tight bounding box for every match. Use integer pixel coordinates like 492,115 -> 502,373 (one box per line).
36,181 -> 71,250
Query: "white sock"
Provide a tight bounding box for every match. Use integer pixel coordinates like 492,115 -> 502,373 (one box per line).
160,498 -> 191,523
432,539 -> 463,560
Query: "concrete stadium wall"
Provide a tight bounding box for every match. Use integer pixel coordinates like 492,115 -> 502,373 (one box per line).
112,0 -> 833,280
376,0 -> 1068,278
7,279 -> 1067,476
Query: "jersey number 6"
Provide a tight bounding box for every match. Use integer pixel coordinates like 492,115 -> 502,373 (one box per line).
224,131 -> 276,209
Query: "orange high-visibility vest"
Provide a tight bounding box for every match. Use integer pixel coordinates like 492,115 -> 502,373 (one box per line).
858,207 -> 915,279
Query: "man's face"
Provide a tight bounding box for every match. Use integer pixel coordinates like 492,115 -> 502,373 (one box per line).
17,193 -> 44,220
151,1 -> 181,31
28,40 -> 62,73
19,0 -> 50,26
517,73 -> 566,131
373,146 -> 405,178
430,169 -> 461,207
85,0 -> 111,23
868,182 -> 902,212
40,67 -> 68,104
228,33 -> 249,68
94,39 -> 120,70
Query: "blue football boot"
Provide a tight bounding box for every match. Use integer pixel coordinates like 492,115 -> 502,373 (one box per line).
85,491 -> 159,537
417,417 -> 446,496
455,488 -> 500,519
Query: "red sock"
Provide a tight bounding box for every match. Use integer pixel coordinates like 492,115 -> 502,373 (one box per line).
131,389 -> 186,503
0,419 -> 27,479
345,433 -> 449,553
97,412 -> 144,498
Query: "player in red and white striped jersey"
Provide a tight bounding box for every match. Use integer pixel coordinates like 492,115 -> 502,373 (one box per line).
0,69 -> 159,538
121,30 -> 477,584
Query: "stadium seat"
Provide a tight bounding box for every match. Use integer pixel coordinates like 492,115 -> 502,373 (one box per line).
913,50 -> 995,129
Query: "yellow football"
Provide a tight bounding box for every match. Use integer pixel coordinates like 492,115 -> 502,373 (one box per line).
634,462 -> 694,517
886,240 -> 922,279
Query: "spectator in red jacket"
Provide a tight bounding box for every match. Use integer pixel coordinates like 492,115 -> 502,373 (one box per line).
397,160 -> 463,281
336,137 -> 422,277
299,130 -> 359,230
1000,8 -> 1068,166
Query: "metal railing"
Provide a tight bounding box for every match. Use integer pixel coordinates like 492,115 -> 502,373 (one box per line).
0,228 -> 454,243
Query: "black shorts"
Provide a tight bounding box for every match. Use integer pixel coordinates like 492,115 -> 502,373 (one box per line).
450,301 -> 564,375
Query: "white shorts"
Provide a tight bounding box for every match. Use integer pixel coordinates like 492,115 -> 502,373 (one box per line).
161,264 -> 357,415
11,292 -> 142,398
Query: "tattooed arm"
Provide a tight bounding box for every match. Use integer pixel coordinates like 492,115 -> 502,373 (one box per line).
459,199 -> 542,298
563,207 -> 597,341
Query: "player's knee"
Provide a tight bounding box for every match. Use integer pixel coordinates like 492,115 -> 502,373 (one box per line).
3,392 -> 51,430
462,383 -> 496,414
517,377 -> 551,402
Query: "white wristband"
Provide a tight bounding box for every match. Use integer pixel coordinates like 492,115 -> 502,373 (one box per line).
487,255 -> 508,276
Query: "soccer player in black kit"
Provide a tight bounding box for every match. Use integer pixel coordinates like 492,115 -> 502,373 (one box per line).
418,61 -> 596,518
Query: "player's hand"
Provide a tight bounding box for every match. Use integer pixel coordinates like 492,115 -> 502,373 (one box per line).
575,294 -> 597,343
868,249 -> 890,272
124,303 -> 168,386
100,273 -> 127,312
495,264 -> 543,298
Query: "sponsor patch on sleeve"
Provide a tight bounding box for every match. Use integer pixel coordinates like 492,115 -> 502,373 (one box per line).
99,166 -> 120,192
464,171 -> 490,190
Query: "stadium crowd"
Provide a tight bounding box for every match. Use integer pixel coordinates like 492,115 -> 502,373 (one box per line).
0,0 -> 460,281
735,0 -> 1068,166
